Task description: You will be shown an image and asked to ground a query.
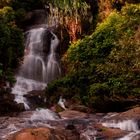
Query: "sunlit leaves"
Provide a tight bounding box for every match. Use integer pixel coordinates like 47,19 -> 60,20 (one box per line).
64,4 -> 140,98
46,0 -> 91,41
0,6 -> 15,23
0,0 -> 12,8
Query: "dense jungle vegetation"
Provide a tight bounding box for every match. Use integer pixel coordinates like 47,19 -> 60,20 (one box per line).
0,0 -> 140,111
46,1 -> 140,111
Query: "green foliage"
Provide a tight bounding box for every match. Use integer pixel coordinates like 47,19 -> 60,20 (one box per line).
65,11 -> 125,73
0,6 -> 15,22
46,4 -> 140,111
122,3 -> 140,18
0,6 -> 24,83
89,83 -> 109,97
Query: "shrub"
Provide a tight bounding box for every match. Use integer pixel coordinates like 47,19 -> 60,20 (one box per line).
0,6 -> 24,83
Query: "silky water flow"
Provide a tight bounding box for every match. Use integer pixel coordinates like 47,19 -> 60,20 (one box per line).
12,27 -> 61,109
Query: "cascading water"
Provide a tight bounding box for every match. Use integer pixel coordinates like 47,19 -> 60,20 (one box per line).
46,32 -> 61,83
102,119 -> 140,140
12,27 -> 61,109
102,119 -> 139,131
30,108 -> 60,121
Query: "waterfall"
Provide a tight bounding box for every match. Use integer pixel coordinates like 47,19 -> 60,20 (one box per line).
46,32 -> 61,83
12,27 -> 61,109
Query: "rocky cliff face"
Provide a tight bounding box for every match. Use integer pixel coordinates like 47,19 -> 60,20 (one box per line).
23,9 -> 48,30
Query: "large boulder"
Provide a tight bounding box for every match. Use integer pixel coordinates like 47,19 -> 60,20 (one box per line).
92,124 -> 127,140
119,107 -> 140,119
102,107 -> 140,121
24,90 -> 50,109
69,105 -> 92,113
8,127 -> 80,140
8,128 -> 52,140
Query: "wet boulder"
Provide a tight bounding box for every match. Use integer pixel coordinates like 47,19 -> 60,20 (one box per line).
93,124 -> 127,140
119,107 -> 140,119
0,88 -> 25,116
24,90 -> 50,109
69,105 -> 92,113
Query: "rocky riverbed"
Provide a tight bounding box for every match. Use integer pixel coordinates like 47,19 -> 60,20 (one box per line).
0,86 -> 140,140
0,106 -> 140,140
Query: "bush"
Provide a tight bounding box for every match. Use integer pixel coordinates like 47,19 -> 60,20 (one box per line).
0,6 -> 24,83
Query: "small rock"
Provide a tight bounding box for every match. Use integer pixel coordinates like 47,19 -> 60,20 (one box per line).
24,90 -> 50,109
50,104 -> 65,113
66,124 -> 76,130
59,110 -> 87,119
70,105 -> 92,113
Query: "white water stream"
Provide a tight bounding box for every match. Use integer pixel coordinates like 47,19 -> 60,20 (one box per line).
12,27 -> 61,109
102,119 -> 140,140
30,108 -> 60,121
102,119 -> 139,131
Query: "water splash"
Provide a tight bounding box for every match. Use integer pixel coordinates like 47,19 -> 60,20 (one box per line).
58,96 -> 66,110
30,108 -> 60,121
80,126 -> 97,140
